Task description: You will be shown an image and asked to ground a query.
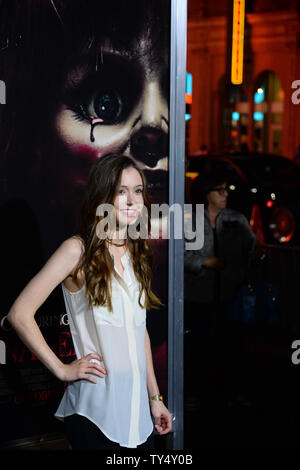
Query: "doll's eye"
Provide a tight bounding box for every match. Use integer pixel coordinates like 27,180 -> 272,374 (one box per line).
89,88 -> 123,123
66,88 -> 127,126
62,54 -> 143,125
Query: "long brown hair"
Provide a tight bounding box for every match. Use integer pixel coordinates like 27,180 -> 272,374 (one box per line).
72,153 -> 162,312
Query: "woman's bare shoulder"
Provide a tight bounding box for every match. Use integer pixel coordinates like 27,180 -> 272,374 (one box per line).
61,237 -> 86,289
60,236 -> 85,273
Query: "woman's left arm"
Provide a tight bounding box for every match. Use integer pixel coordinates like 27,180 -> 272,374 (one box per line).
144,329 -> 173,435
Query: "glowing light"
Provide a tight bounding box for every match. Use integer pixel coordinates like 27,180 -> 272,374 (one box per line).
250,188 -> 257,193
266,200 -> 274,208
186,72 -> 192,104
185,172 -> 199,180
186,73 -> 192,95
271,193 -> 276,200
231,0 -> 245,85
229,184 -> 236,190
281,233 -> 293,243
254,87 -> 265,103
254,112 -> 264,121
185,114 -> 191,121
232,111 -> 240,121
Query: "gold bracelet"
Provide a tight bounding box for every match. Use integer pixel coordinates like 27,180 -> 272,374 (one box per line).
149,394 -> 163,402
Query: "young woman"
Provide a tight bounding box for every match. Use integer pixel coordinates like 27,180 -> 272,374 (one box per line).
7,153 -> 172,450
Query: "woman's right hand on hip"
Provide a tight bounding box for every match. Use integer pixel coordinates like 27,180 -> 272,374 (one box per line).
59,353 -> 106,384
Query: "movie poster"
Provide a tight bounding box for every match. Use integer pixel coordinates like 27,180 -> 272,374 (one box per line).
0,0 -> 170,445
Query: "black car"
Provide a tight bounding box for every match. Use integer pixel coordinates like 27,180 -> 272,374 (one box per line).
186,152 -> 300,247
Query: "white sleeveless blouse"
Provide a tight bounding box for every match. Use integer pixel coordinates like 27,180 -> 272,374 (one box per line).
54,251 -> 154,448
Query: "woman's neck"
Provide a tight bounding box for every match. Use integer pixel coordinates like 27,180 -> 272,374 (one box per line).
107,228 -> 127,246
107,238 -> 126,247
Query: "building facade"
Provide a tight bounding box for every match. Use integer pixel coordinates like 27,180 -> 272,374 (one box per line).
187,0 -> 300,160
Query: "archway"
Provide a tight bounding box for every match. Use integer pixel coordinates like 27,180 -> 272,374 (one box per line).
253,70 -> 284,155
220,80 -> 250,153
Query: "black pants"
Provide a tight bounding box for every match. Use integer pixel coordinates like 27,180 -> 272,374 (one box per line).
64,414 -> 155,451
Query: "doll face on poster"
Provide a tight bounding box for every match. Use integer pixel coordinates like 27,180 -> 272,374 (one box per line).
51,32 -> 169,226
